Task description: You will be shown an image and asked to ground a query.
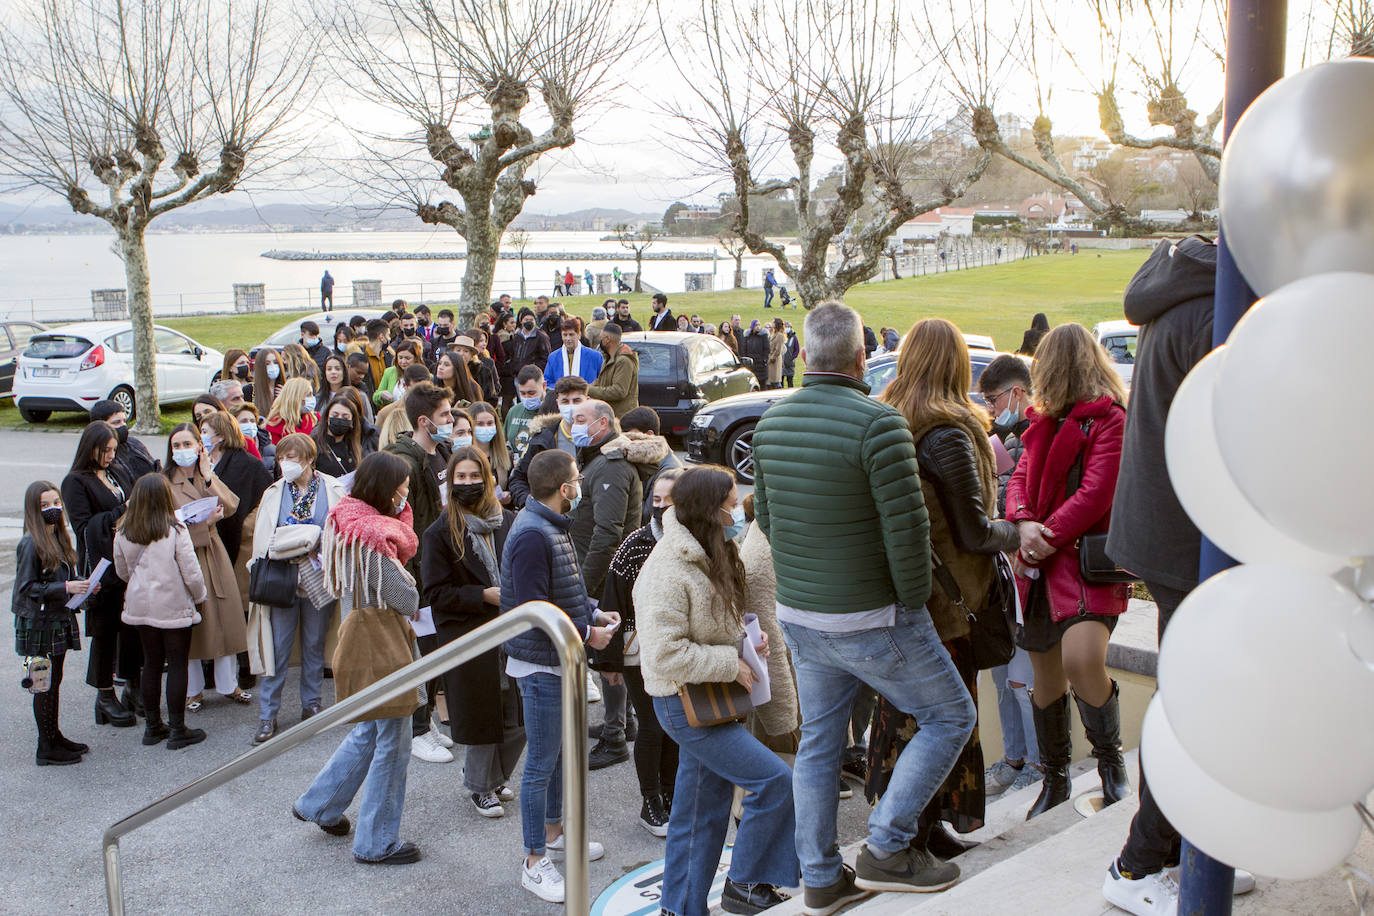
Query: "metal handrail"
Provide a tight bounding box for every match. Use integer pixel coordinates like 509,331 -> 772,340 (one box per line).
101,601 -> 589,916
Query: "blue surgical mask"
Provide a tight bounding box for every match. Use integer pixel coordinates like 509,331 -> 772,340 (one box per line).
431,422 -> 453,442
172,448 -> 199,468
995,406 -> 1016,428
239,421 -> 258,440
265,363 -> 280,380
559,403 -> 576,424
303,396 -> 317,413
475,426 -> 497,443
521,396 -> 543,412
565,483 -> 582,513
723,505 -> 747,541
570,423 -> 593,448
201,433 -> 216,451
453,434 -> 473,449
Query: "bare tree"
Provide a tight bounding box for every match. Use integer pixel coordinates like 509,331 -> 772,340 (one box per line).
660,0 -> 991,310
506,228 -> 532,298
614,223 -> 659,292
323,0 -> 641,328
717,231 -> 748,288
1175,155 -> 1217,220
884,241 -> 903,280
0,0 -> 311,430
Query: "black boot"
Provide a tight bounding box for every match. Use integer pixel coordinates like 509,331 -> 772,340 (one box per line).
120,684 -> 145,719
166,713 -> 206,750
48,681 -> 88,754
1075,681 -> 1131,806
35,691 -> 81,766
1026,692 -> 1072,820
94,689 -> 135,727
143,711 -> 171,746
912,806 -> 977,859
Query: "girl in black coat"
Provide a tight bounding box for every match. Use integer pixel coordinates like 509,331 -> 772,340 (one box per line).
420,446 -> 520,818
61,421 -> 138,726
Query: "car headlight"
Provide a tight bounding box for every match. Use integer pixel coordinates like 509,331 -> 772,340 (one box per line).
690,413 -> 714,429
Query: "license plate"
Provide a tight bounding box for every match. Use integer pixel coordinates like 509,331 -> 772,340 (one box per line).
33,368 -> 62,378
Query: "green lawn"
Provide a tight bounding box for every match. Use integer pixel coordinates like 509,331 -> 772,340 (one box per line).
0,249 -> 1149,432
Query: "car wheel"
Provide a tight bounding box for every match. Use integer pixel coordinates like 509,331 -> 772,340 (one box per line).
19,407 -> 50,423
724,422 -> 756,484
110,385 -> 136,423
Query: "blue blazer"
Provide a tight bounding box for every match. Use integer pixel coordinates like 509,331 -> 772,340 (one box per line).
544,345 -> 603,388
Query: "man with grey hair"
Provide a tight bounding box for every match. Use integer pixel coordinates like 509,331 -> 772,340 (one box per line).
753,300 -> 976,908
568,398 -> 643,771
209,379 -> 245,413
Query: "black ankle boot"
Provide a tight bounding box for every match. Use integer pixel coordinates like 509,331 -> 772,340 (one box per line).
36,738 -> 82,766
1026,692 -> 1072,820
1075,681 -> 1131,806
54,731 -> 89,755
121,684 -> 146,718
166,713 -> 206,750
94,690 -> 135,727
143,712 -> 171,746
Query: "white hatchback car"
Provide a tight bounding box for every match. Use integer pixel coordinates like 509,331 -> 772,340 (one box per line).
251,309 -> 386,357
1093,319 -> 1138,387
14,321 -> 224,423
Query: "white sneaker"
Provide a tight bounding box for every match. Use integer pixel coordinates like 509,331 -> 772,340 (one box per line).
410,730 -> 454,764
496,785 -> 515,802
471,792 -> 505,818
587,672 -> 602,703
1103,861 -> 1178,916
522,855 -> 565,903
1165,866 -> 1256,895
430,714 -> 455,748
547,831 -> 605,861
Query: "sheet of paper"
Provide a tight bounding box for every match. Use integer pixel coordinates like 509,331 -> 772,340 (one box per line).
68,558 -> 110,608
741,613 -> 771,706
335,471 -> 356,493
991,434 -> 1015,475
174,495 -> 219,525
408,605 -> 436,638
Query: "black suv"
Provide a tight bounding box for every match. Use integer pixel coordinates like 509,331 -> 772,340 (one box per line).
621,331 -> 759,436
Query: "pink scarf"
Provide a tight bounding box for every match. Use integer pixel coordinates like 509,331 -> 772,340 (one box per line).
327,495 -> 417,566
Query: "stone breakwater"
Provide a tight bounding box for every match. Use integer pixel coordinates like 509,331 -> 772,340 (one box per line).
263,249 -> 718,262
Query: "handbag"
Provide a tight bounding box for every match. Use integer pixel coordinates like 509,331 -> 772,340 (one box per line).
930,547 -> 1015,670
1065,418 -> 1139,585
332,604 -> 420,722
248,556 -> 298,608
678,679 -> 752,728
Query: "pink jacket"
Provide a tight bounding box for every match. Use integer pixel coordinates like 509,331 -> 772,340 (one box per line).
115,524 -> 207,629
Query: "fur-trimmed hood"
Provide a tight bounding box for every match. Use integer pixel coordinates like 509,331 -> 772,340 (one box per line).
528,412 -> 567,436
600,430 -> 671,467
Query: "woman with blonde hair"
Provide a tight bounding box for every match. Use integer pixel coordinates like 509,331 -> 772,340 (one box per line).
1005,322 -> 1129,818
264,377 -> 318,444
280,343 -> 319,386
870,318 -> 1021,855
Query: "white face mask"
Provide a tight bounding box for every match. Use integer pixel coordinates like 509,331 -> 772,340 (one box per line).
303,396 -> 317,413
172,448 -> 198,468
475,426 -> 497,444
280,460 -> 304,483
266,363 -> 280,380
559,403 -> 576,424
239,421 -> 257,440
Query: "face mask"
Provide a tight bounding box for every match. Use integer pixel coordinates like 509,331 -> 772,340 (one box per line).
266,363 -> 280,380
520,395 -> 542,412
201,433 -> 216,451
393,497 -> 407,515
403,328 -> 416,337
559,403 -> 576,424
570,423 -> 593,448
303,336 -> 318,348
475,426 -> 497,444
452,482 -> 486,508
430,422 -> 453,443
453,434 -> 473,449
172,448 -> 199,468
723,505 -> 747,541
115,425 -> 129,445
235,364 -> 251,380
328,416 -> 353,436
303,396 -> 317,413
418,318 -> 430,328
564,483 -> 582,513
280,460 -> 304,483
41,506 -> 63,526
522,320 -> 536,331
651,505 -> 667,526
995,394 -> 1020,429
239,421 -> 257,440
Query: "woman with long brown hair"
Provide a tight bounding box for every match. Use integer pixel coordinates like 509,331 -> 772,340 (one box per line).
312,394 -> 370,478
872,318 -> 1021,854
469,402 -> 512,499
1005,322 -> 1129,818
420,446 -> 519,817
223,348 -> 252,387
14,480 -> 95,765
248,346 -> 283,416
637,465 -> 799,916
433,350 -> 482,408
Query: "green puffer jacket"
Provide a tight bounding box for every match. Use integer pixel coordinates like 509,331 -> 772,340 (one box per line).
753,373 -> 931,614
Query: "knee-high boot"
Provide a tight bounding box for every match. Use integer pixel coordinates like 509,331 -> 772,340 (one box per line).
1026,692 -> 1071,820
35,689 -> 81,766
1075,681 -> 1131,806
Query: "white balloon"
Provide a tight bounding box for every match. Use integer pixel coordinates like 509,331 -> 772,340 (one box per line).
1142,699 -> 1363,880
1220,58 -> 1374,296
1166,347 -> 1345,573
1159,564 -> 1374,809
1212,273 -> 1374,556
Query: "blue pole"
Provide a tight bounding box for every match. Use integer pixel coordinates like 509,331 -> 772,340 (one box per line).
1181,1 -> 1286,914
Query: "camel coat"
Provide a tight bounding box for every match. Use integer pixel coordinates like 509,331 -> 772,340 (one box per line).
767,330 -> 785,386
168,469 -> 248,660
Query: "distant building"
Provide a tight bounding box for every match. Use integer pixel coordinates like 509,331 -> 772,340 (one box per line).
1139,208 -> 1190,225
895,206 -> 976,242
677,205 -> 722,222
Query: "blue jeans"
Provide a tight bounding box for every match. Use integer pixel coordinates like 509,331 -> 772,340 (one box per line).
764,287 -> 774,308
654,695 -> 799,916
516,672 -> 564,855
295,716 -> 412,860
258,596 -> 332,722
991,649 -> 1037,764
783,606 -> 975,887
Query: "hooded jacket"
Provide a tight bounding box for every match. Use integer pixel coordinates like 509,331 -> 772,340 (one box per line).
588,344 -> 640,417
506,321 -> 551,378
1105,236 -> 1216,592
571,433 -> 645,597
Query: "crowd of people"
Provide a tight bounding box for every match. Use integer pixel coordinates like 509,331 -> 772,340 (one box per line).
13,243 -> 1214,915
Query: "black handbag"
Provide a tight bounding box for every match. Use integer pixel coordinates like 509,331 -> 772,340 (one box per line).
248,557 -> 298,608
1065,417 -> 1139,585
931,548 -> 1015,670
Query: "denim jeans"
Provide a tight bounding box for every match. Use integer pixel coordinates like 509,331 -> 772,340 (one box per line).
783,606 -> 975,887
516,672 -> 565,855
295,715 -> 412,861
258,597 -> 332,723
991,648 -> 1038,764
654,694 -> 799,916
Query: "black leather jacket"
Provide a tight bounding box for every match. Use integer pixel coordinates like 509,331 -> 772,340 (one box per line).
916,426 -> 1019,556
12,535 -> 76,623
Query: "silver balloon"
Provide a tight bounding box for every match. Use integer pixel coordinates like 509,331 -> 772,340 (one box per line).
1219,59 -> 1374,296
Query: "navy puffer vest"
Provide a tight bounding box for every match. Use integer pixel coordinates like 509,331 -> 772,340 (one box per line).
501,498 -> 591,667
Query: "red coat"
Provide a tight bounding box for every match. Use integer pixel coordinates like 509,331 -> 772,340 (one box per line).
1006,396 -> 1129,622
264,412 -> 316,445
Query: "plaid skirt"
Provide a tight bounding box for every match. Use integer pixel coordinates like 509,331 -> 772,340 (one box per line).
14,613 -> 81,657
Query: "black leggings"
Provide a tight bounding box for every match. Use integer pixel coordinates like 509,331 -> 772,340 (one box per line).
623,666 -> 678,799
33,652 -> 66,741
85,585 -> 141,689
139,626 -> 193,720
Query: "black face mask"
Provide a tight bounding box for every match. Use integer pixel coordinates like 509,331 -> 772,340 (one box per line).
522,320 -> 536,331
418,318 -> 430,327
115,425 -> 129,445
328,416 -> 353,437
651,505 -> 667,526
402,328 -> 416,337
41,506 -> 63,526
452,482 -> 486,508
234,364 -> 251,381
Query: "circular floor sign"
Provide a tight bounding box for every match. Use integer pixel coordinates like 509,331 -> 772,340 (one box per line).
591,847 -> 732,916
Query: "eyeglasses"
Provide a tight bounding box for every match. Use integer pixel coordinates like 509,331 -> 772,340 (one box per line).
984,388 -> 1011,409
